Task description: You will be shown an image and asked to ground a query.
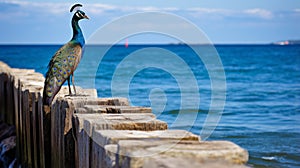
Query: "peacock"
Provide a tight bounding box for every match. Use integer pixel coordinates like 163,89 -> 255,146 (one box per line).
43,4 -> 89,111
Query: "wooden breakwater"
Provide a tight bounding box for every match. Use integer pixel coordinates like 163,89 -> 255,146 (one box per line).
0,61 -> 249,168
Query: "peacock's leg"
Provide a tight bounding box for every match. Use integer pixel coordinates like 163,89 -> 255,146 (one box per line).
72,74 -> 77,95
67,76 -> 72,95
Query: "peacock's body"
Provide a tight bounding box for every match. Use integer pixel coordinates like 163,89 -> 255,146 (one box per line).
43,4 -> 89,109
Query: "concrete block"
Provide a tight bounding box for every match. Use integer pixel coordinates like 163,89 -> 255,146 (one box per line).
74,113 -> 167,135
143,156 -> 248,168
90,130 -> 199,168
73,114 -> 167,168
117,140 -> 248,168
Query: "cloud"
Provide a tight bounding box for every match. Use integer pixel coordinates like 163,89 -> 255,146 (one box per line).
187,7 -> 275,20
86,4 -> 179,14
0,0 -> 297,23
294,9 -> 300,13
188,8 -> 230,14
85,3 -> 118,14
185,7 -> 233,20
0,0 -> 293,20
0,0 -> 70,20
244,8 -> 273,19
0,0 -> 179,19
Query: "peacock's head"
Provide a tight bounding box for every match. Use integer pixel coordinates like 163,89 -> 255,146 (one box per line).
74,10 -> 89,20
70,4 -> 89,20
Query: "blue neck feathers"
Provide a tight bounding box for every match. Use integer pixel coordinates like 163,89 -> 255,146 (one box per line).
71,17 -> 85,47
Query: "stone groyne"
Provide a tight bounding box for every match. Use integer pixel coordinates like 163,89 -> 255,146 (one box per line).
0,61 -> 249,168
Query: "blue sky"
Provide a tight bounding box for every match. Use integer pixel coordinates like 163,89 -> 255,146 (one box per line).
0,0 -> 299,44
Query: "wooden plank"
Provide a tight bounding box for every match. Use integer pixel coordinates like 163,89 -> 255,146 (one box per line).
6,76 -> 14,124
13,79 -> 20,166
63,99 -> 76,168
4,76 -> 9,123
0,74 -> 8,121
37,93 -> 45,168
21,89 -> 28,166
51,100 -> 67,168
77,128 -> 90,168
18,80 -> 25,165
43,111 -> 51,168
73,114 -> 79,168
31,92 -> 38,168
66,97 -> 130,110
74,113 -> 168,132
10,76 -> 15,125
58,101 -> 64,168
24,90 -> 33,167
57,103 -> 61,167
90,140 -> 104,168
82,105 -> 152,114
72,112 -> 91,168
51,100 -> 59,168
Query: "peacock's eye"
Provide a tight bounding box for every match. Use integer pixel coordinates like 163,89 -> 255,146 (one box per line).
76,12 -> 84,18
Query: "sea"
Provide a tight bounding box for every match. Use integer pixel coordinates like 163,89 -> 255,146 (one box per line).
0,44 -> 299,167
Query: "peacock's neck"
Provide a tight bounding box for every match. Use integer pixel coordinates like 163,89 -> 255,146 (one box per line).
71,18 -> 85,47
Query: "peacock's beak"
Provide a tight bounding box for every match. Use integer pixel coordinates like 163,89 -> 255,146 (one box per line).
83,15 -> 89,20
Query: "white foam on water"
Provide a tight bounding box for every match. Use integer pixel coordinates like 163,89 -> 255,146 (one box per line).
262,156 -> 276,160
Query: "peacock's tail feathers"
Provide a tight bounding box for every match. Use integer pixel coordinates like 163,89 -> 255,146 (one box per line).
43,42 -> 82,106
